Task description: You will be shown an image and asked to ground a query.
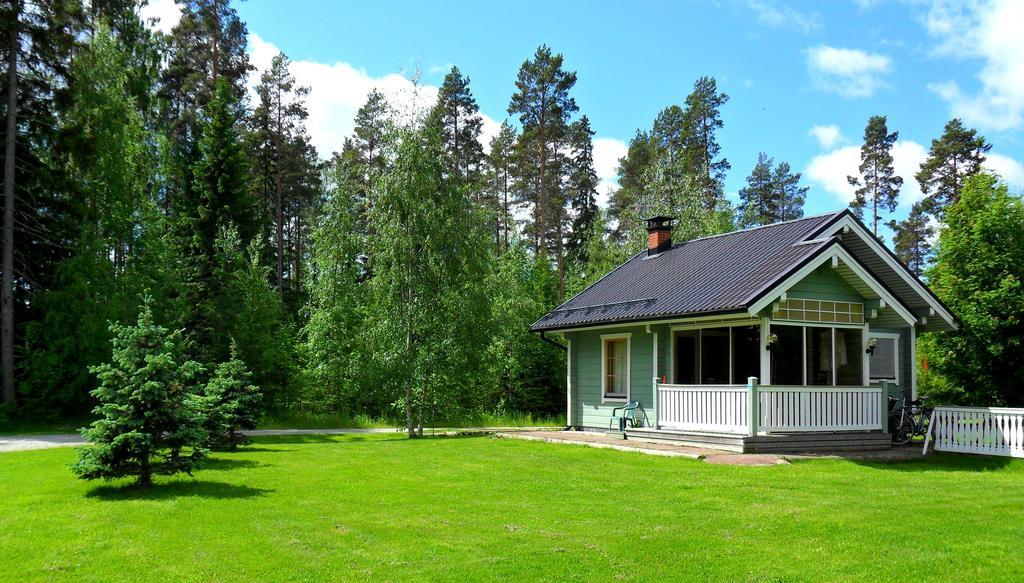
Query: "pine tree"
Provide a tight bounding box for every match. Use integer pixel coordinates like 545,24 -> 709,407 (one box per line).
202,341 -> 262,449
681,77 -> 730,215
508,45 -> 579,296
609,130 -> 656,241
773,161 -> 807,222
73,297 -> 207,487
565,116 -> 599,268
350,90 -> 391,226
1,0 -> 85,408
915,118 -> 991,219
251,52 -> 318,298
890,202 -> 933,276
427,66 -> 485,186
159,0 -> 252,211
487,121 -> 517,252
738,153 -> 775,227
181,80 -> 260,365
211,226 -> 296,410
847,115 -> 902,236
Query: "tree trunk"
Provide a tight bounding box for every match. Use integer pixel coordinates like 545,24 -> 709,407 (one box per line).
294,204 -> 302,295
2,9 -> 18,407
138,452 -> 152,488
274,96 -> 284,295
405,293 -> 415,438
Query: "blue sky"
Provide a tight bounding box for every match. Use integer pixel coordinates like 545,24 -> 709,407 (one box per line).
144,0 -> 1024,224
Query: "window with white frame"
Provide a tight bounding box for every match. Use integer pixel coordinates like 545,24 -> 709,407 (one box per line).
769,323 -> 865,386
869,335 -> 898,383
602,334 -> 630,400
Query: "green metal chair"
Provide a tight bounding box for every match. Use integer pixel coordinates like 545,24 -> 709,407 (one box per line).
609,401 -> 648,431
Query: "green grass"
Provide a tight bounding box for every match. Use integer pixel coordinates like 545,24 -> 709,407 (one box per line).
1,435 -> 1022,581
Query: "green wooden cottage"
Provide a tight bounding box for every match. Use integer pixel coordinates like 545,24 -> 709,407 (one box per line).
530,211 -> 956,453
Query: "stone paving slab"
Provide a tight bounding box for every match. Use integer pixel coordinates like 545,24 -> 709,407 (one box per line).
495,430 -> 720,460
498,431 -> 931,466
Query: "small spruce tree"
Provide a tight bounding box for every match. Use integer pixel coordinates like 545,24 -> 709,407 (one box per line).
203,341 -> 263,449
73,298 -> 207,487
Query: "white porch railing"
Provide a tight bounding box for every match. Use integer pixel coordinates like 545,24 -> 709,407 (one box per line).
654,378 -> 885,435
925,406 -> 1024,458
758,386 -> 884,432
656,385 -> 750,434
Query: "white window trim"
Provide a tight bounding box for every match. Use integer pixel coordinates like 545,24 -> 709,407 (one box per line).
669,322 -> 761,385
601,333 -> 631,402
868,331 -> 900,384
767,321 -> 870,387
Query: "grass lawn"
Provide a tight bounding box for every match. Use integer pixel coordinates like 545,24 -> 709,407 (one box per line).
1,435 -> 1022,581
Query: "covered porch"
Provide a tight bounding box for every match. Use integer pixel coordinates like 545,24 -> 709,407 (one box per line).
637,379 -> 893,453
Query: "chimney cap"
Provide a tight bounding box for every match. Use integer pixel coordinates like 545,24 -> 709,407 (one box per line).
645,216 -> 675,231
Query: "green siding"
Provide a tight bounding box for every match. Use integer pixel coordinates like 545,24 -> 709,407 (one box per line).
566,325 -> 666,430
787,266 -> 863,303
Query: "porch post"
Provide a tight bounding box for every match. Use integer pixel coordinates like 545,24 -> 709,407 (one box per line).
748,376 -> 759,436
880,380 -> 889,433
652,377 -> 659,429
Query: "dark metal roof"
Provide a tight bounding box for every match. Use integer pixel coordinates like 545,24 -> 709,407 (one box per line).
531,212 -> 845,332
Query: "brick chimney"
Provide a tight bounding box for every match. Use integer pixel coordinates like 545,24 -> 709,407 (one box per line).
646,216 -> 674,256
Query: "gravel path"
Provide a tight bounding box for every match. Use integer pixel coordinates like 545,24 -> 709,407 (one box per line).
0,426 -> 561,453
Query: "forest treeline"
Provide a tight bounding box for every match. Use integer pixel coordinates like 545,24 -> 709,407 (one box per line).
1,1 -> 1018,428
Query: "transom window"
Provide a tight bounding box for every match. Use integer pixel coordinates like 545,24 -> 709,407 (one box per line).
602,335 -> 630,400
774,299 -> 864,324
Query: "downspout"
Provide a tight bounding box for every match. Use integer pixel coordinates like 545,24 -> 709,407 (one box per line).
537,331 -> 571,430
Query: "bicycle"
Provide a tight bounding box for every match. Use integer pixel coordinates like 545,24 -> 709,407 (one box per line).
888,396 -> 933,446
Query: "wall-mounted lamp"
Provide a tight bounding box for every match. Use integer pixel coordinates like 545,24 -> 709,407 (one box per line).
766,332 -> 779,351
866,337 -> 878,355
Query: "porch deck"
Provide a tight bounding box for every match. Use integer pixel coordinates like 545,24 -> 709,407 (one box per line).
625,427 -> 892,454
628,380 -> 893,453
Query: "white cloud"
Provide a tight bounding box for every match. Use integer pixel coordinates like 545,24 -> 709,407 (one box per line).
592,138 -> 628,208
809,124 -> 843,149
985,153 -> 1024,188
139,0 -> 181,34
805,45 -> 892,98
806,138 -> 1024,207
805,141 -> 928,207
746,0 -> 823,34
248,34 -> 502,158
925,0 -> 1024,131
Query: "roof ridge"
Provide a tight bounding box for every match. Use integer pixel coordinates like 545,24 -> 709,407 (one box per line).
666,210 -> 844,249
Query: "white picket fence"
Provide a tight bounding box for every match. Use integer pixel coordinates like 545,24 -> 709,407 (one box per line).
925,406 -> 1024,458
655,381 -> 884,435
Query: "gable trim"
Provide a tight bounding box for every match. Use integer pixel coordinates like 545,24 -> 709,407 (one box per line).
810,212 -> 957,329
746,243 -> 917,327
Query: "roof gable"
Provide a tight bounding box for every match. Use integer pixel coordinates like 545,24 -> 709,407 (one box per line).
531,212 -> 843,331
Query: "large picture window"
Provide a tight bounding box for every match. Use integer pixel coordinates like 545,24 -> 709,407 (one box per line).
771,324 -> 865,386
770,325 -> 803,386
673,325 -> 760,385
602,334 -> 630,400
